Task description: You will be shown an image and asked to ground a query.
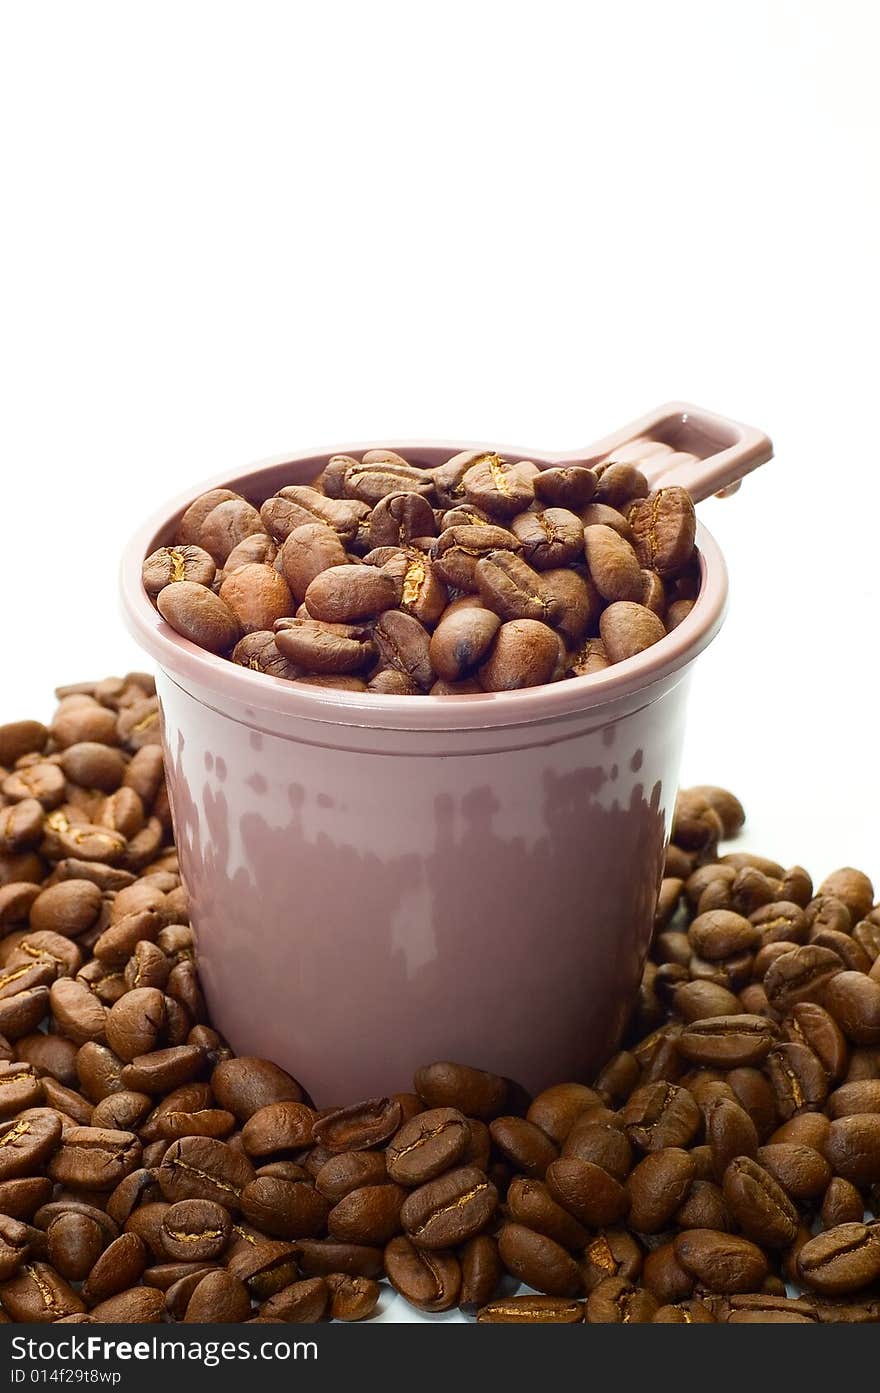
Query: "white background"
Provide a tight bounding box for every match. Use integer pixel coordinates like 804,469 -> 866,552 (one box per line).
1,1 -> 879,1322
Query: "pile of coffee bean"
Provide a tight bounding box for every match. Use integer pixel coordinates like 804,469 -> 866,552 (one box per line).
142,448 -> 699,692
1,683 -> 879,1324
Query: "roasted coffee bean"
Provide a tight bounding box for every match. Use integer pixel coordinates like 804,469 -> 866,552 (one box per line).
626,1148 -> 695,1233
584,525 -> 643,603
312,1098 -> 402,1153
478,619 -> 561,690
184,1268 -> 252,1323
383,1235 -> 461,1311
721,1156 -> 798,1247
822,971 -> 880,1044
385,1107 -> 469,1185
561,1119 -> 632,1179
296,1239 -> 383,1280
581,1229 -> 642,1293
673,1229 -> 768,1293
545,1157 -> 629,1226
688,910 -> 760,961
81,1233 -> 147,1304
0,1261 -> 86,1321
160,1199 -> 231,1261
462,454 -> 536,518
400,1166 -> 497,1249
824,1114 -> 880,1185
142,546 -> 216,598
797,1224 -> 880,1295
218,565 -> 293,635
477,1294 -> 584,1323
475,551 -> 551,622
599,602 -> 666,664
47,1211 -> 106,1281
784,1001 -> 848,1081
756,1142 -> 831,1200
372,611 -> 434,689
274,618 -> 376,674
765,1041 -> 828,1118
489,1116 -> 558,1178
497,1222 -> 581,1298
627,487 -> 696,576
678,1015 -> 777,1069
325,1184 -> 403,1244
457,1234 -> 502,1313
156,487 -> 235,546
211,1057 -> 304,1121
620,1083 -> 701,1152
584,1276 -> 656,1324
304,565 -> 397,624
156,582 -> 241,654
48,1127 -> 141,1190
158,1137 -> 255,1208
821,1178 -> 865,1229
324,1272 -> 381,1321
764,945 -> 843,1011
510,508 -> 583,570
414,1062 -> 507,1120
0,1111 -> 62,1181
818,869 -> 874,923
315,1151 -> 388,1202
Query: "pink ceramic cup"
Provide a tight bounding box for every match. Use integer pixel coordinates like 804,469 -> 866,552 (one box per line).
120,403 -> 771,1102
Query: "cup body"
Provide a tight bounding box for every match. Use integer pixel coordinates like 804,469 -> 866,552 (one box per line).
121,444 -> 728,1100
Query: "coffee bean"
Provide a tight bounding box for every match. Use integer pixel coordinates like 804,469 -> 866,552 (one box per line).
458,1234 -> 502,1313
545,1157 -> 629,1226
81,1232 -> 147,1304
414,1062 -> 507,1120
312,1098 -> 402,1153
821,1178 -> 865,1229
678,1015 -> 778,1069
477,1293 -> 584,1323
296,1239 -> 383,1280
315,1151 -> 388,1201
385,1107 -> 469,1186
627,486 -> 696,576
326,1183 -> 405,1245
673,1228 -> 768,1293
489,1116 -> 558,1178
496,1222 -> 581,1297
599,601 -> 666,664
822,971 -> 880,1044
49,1127 -> 141,1190
620,1083 -> 701,1151
798,1223 -> 880,1295
584,525 -> 644,603
561,1119 -> 632,1179
0,1261 -> 86,1321
818,869 -> 874,923
626,1148 -> 695,1233
142,546 -> 216,598
462,454 -> 536,518
160,1199 -> 231,1261
372,610 -> 434,690
158,1137 -> 255,1208
756,1142 -> 831,1200
479,619 -> 561,690
720,1155 -> 798,1247
825,1114 -> 880,1185
325,1272 -> 381,1321
383,1235 -> 461,1311
510,508 -> 584,570
304,565 -> 397,624
211,1057 -> 304,1121
274,618 -> 376,674
156,582 -> 241,654
586,1276 -> 658,1324
765,1041 -> 828,1118
400,1166 -> 497,1249
533,466 -> 597,510
184,1268 -> 252,1322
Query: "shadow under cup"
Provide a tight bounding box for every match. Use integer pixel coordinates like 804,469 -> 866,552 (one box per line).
120,445 -> 728,1103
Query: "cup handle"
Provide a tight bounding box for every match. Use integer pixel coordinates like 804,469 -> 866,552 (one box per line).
558,401 -> 773,504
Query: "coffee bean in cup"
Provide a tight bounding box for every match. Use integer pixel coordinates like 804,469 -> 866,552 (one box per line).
142,448 -> 701,693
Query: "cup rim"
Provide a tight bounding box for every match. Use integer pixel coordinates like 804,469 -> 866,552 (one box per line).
119,440 -> 729,731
